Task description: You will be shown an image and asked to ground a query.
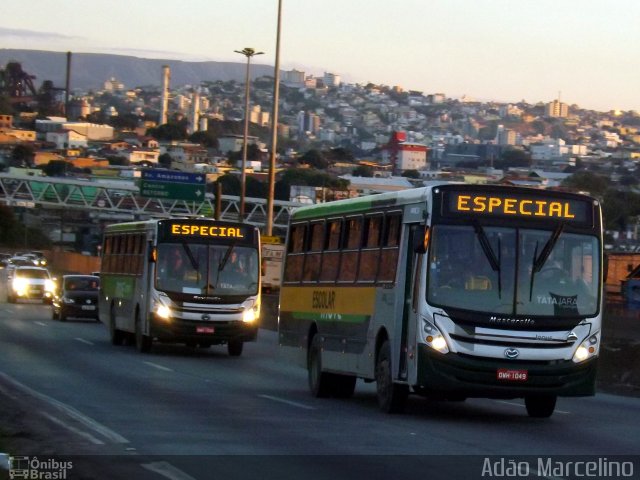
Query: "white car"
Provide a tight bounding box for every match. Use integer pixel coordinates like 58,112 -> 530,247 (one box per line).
7,266 -> 56,303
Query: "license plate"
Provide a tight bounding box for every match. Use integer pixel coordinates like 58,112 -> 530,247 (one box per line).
197,326 -> 215,334
81,305 -> 96,311
497,369 -> 528,381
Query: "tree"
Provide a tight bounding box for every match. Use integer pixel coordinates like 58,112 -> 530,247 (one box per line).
495,149 -> 531,169
274,168 -> 348,200
189,130 -> 219,149
561,172 -> 609,197
298,149 -> 328,169
41,160 -> 74,177
352,165 -> 373,177
401,169 -> 420,179
11,144 -> 35,167
228,143 -> 261,163
147,121 -> 188,141
158,153 -> 172,168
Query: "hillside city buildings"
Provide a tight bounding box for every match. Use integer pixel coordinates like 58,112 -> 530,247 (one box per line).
1,65 -> 640,236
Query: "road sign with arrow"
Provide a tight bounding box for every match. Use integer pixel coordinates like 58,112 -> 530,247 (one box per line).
140,169 -> 206,201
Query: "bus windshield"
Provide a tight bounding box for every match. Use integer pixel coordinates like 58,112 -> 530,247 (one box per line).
155,243 -> 259,296
426,225 -> 599,318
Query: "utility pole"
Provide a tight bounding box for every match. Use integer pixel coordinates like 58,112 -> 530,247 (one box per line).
234,48 -> 264,221
266,0 -> 283,236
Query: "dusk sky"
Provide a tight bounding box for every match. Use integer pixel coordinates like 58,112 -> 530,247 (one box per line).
3,0 -> 638,112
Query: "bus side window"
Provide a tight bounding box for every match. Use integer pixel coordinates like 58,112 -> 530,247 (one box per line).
378,213 -> 401,283
338,216 -> 362,283
284,223 -> 306,283
303,222 -> 324,283
319,218 -> 341,283
358,215 -> 382,282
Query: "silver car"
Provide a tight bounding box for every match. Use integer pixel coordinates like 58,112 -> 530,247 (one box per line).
7,266 -> 56,303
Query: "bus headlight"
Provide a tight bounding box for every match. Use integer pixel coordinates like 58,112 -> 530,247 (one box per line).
155,304 -> 172,321
572,332 -> 600,363
422,318 -> 449,354
241,299 -> 260,323
45,279 -> 55,293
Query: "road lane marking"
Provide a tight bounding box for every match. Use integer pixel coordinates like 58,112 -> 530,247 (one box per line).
141,462 -> 197,480
143,361 -> 174,372
34,321 -> 47,327
74,338 -> 95,346
494,400 -> 570,414
258,394 -> 316,410
0,372 -> 129,444
39,411 -> 105,445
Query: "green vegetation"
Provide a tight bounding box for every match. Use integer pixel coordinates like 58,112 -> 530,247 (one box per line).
561,171 -> 640,231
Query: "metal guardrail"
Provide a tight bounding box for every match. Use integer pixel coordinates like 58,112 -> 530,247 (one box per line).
0,173 -> 302,233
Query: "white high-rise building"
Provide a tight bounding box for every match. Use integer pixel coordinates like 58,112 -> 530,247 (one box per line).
323,72 -> 341,88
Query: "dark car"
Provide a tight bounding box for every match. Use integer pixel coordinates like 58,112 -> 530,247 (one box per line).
51,275 -> 100,321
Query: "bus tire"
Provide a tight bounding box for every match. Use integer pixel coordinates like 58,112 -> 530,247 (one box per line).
525,395 -> 556,418
228,340 -> 243,356
308,334 -> 332,398
52,309 -> 59,320
135,313 -> 152,353
109,308 -> 124,346
375,340 -> 409,413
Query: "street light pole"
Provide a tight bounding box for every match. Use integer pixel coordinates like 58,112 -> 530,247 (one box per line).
266,0 -> 283,237
234,47 -> 264,221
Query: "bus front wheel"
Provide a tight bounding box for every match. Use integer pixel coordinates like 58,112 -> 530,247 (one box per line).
375,340 -> 409,413
525,395 -> 556,418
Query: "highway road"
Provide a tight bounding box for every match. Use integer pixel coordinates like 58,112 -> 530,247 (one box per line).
0,287 -> 639,478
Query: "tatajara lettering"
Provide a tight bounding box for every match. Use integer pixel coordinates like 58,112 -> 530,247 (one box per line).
456,195 -> 576,219
171,224 -> 245,238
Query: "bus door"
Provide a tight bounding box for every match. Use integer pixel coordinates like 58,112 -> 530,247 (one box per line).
397,223 -> 426,382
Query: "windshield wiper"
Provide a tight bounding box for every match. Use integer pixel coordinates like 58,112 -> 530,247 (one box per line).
528,222 -> 565,300
181,241 -> 199,271
473,221 -> 502,298
218,243 -> 236,272
533,223 -> 565,274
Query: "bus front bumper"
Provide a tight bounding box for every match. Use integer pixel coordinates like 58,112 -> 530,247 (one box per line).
151,315 -> 258,344
416,345 -> 597,398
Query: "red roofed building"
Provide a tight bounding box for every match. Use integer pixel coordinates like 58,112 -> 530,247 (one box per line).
382,131 -> 429,174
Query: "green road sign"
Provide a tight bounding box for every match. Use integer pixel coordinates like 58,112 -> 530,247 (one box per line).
140,180 -> 205,201
140,169 -> 206,201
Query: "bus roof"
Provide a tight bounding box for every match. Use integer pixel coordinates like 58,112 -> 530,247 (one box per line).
291,187 -> 433,221
290,183 -> 599,222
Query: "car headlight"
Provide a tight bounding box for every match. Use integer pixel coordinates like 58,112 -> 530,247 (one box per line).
422,318 -> 449,353
45,279 -> 55,292
63,296 -> 76,304
12,278 -> 28,294
572,332 -> 600,363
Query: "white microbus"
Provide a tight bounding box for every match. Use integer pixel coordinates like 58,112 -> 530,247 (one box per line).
279,185 -> 603,417
99,218 -> 261,356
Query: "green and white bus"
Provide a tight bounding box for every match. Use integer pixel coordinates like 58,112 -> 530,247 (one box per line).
99,218 -> 261,355
278,184 -> 603,417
